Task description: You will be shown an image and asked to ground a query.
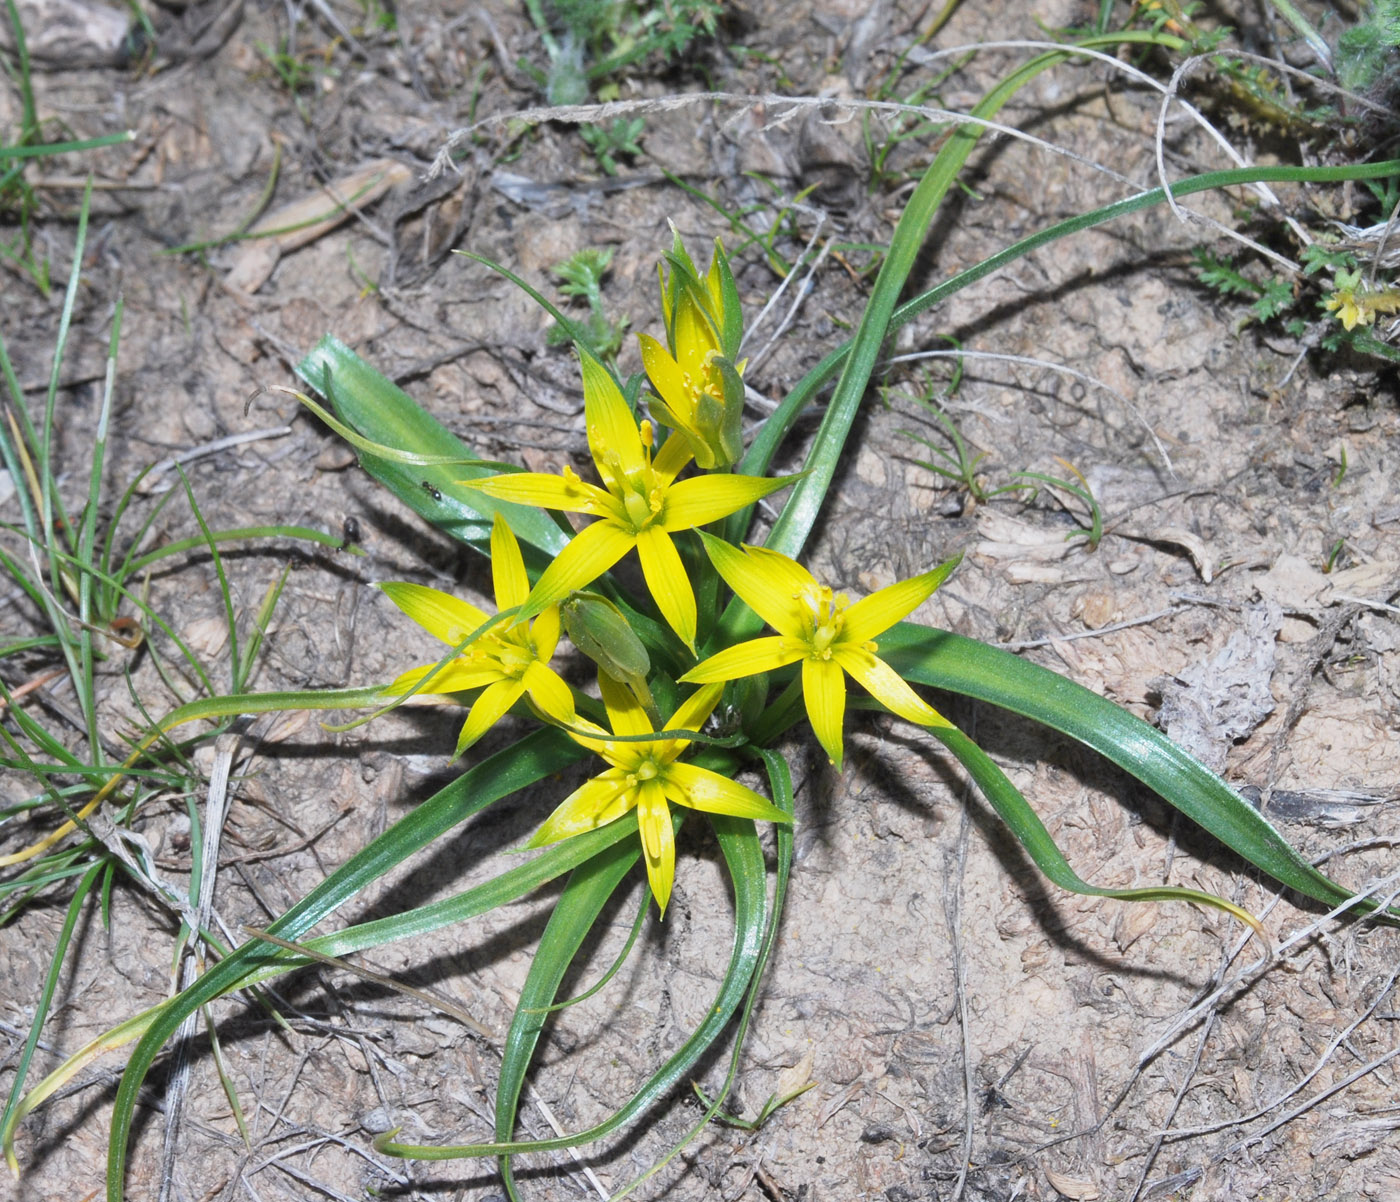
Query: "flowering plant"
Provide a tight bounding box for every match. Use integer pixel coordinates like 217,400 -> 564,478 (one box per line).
8,32 -> 1400,1202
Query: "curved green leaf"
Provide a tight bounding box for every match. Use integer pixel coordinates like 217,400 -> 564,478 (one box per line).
103,727 -> 585,1201
3,810 -> 634,1167
374,756 -> 770,1164
880,622 -> 1389,915
296,336 -> 569,560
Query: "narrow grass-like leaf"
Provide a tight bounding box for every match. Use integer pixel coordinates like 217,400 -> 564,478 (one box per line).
761,45 -> 1082,565
0,860 -> 103,1157
4,807 -> 632,1166
374,757 -> 770,1164
99,727 -> 585,1200
496,835 -> 642,1199
728,157 -> 1400,564
122,524 -> 361,577
927,723 -> 1266,935
879,622 -> 1390,915
0,131 -> 133,160
614,749 -> 797,1200
296,336 -> 568,559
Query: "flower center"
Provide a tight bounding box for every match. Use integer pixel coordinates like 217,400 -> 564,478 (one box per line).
798,583 -> 848,661
495,639 -> 534,679
681,352 -> 724,413
625,755 -> 663,787
595,422 -> 667,533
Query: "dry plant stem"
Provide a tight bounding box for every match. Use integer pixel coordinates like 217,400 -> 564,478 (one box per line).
240,927 -> 491,1037
1154,56 -> 1307,271
740,219 -> 830,370
998,606 -> 1185,652
1159,960 -> 1400,1144
1127,980 -> 1222,1200
158,731 -> 242,1202
1137,872 -> 1400,1086
528,1090 -> 609,1200
138,426 -> 293,494
1226,1047 -> 1400,1160
434,89 -> 1143,195
943,799 -> 975,1201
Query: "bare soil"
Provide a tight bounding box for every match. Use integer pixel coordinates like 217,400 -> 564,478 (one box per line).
2,1 -> 1399,1201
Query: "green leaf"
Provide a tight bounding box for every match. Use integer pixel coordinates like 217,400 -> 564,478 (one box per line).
879,622 -> 1388,915
373,755 -> 770,1165
102,727 -> 586,1201
296,336 -> 568,560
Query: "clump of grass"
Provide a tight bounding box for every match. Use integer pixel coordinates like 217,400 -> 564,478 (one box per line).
0,187 -> 355,1150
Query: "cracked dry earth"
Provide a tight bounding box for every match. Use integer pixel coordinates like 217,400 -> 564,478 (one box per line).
2,0 -> 1399,1200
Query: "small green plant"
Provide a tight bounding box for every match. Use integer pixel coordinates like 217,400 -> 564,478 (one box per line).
520,0 -> 720,167
9,27 -> 1400,1202
544,247 -> 629,362
579,116 -> 644,175
1323,536 -> 1348,572
1335,0 -> 1400,91
888,364 -> 1025,506
0,0 -> 131,293
1012,461 -> 1105,551
0,190 -> 360,1153
1195,239 -> 1400,363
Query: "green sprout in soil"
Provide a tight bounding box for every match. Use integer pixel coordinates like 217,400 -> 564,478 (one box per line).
520,0 -> 720,171
545,246 -> 630,363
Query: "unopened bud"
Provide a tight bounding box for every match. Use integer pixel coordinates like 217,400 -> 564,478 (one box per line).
560,592 -> 652,687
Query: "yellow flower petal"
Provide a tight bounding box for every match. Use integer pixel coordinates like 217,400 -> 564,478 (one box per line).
803,656 -> 847,769
636,778 -> 675,915
599,668 -> 653,738
664,681 -> 723,736
676,290 -> 720,362
651,430 -> 693,488
841,557 -> 960,645
698,534 -> 813,637
639,332 -> 686,414
490,513 -> 531,612
386,661 -> 499,695
679,636 -> 803,685
379,582 -> 490,647
834,645 -> 951,729
521,660 -> 575,726
662,761 -> 790,824
527,772 -> 634,845
524,520 -> 636,618
581,353 -> 646,479
455,677 -> 525,756
662,474 -> 789,533
635,526 -> 696,650
530,604 -> 561,661
468,471 -> 620,519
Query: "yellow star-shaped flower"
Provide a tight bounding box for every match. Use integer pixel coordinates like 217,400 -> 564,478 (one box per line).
464,354 -> 788,650
638,237 -> 746,469
680,533 -> 959,769
527,675 -> 791,914
380,514 -> 575,756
